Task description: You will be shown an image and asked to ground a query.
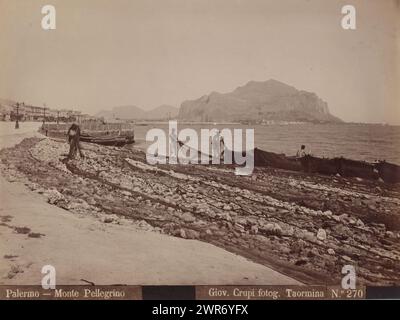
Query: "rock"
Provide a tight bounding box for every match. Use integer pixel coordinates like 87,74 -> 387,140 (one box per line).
316,228 -> 327,241
205,229 -> 212,236
234,223 -> 245,233
250,225 -> 258,234
223,204 -> 232,211
324,210 -> 333,216
331,215 -> 340,222
282,226 -> 294,237
181,212 -> 195,223
103,217 -> 114,223
291,239 -> 306,253
137,220 -> 153,230
356,219 -> 364,227
300,230 -> 315,242
385,231 -> 395,239
327,248 -> 335,255
46,189 -> 65,205
185,229 -> 200,239
179,228 -> 187,239
260,223 -> 275,234
342,255 -> 352,262
273,223 -> 283,235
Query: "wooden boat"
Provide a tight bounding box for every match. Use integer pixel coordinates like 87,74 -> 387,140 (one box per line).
253,148 -> 400,183
80,133 -> 134,147
374,161 -> 400,184
253,148 -> 302,171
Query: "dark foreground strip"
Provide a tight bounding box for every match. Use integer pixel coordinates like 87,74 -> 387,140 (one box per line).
0,285 -> 399,300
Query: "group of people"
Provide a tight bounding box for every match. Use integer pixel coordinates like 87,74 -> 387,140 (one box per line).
169,128 -> 225,161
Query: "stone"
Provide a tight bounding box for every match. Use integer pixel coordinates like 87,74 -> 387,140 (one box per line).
234,223 -> 245,233
273,223 -> 283,236
185,229 -> 200,240
342,255 -> 352,262
250,225 -> 258,234
316,228 -> 327,241
331,215 -> 340,222
103,217 -> 114,223
300,230 -> 315,242
385,231 -> 395,239
291,239 -> 306,253
262,223 -> 275,233
137,220 -> 153,230
356,219 -> 364,227
46,189 -> 65,205
181,212 -> 195,223
179,229 -> 187,239
327,248 -> 335,255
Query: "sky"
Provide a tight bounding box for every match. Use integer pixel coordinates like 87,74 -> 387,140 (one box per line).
0,0 -> 399,123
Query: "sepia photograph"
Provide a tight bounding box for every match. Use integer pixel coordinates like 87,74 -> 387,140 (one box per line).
0,0 -> 399,304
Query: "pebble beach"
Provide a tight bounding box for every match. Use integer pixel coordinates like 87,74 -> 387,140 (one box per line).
1,129 -> 399,285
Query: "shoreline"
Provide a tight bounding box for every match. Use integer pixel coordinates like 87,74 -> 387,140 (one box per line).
0,129 -> 399,285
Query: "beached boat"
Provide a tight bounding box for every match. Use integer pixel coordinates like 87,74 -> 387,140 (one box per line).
253,148 -> 400,183
80,133 -> 134,147
40,123 -> 135,147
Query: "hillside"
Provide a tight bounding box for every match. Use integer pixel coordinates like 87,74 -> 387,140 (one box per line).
179,79 -> 343,123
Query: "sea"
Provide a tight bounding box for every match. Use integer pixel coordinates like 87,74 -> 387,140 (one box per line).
132,122 -> 400,165
1,121 -> 399,165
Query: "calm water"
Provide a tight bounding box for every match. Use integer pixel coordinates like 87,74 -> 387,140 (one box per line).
2,121 -> 398,165
133,123 -> 400,165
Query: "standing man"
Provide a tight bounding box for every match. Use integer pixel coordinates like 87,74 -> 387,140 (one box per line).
67,123 -> 84,159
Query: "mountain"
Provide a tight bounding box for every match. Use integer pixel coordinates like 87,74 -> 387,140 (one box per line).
179,79 -> 343,123
96,105 -> 179,120
145,105 -> 179,120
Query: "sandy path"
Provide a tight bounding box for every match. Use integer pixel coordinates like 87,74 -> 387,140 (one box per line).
0,122 -> 300,285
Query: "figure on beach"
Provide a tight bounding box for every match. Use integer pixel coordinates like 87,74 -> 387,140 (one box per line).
212,130 -> 226,162
67,123 -> 84,159
169,127 -> 178,162
296,145 -> 309,158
